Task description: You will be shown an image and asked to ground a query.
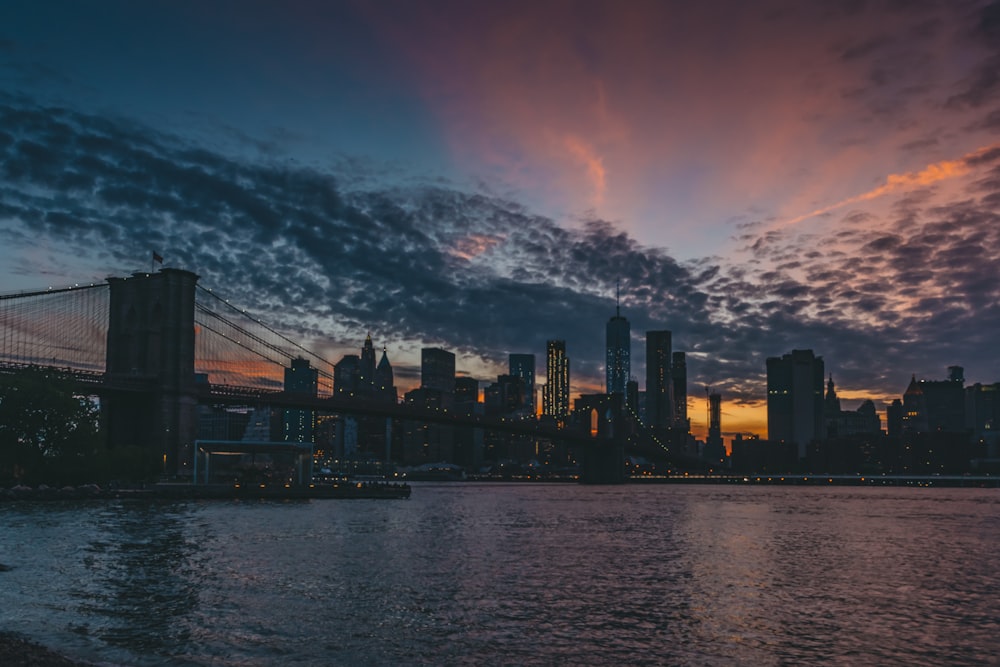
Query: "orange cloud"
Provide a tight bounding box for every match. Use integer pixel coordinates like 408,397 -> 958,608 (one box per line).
563,135 -> 607,206
779,143 -> 1000,228
449,233 -> 506,261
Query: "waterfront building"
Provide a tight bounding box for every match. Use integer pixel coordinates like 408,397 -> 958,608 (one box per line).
903,367 -> 965,433
543,340 -> 570,421
453,376 -> 484,467
766,349 -> 825,459
402,386 -> 454,464
966,382 -> 1000,456
645,330 -> 673,429
824,376 -> 880,438
332,336 -> 398,461
283,357 -> 318,443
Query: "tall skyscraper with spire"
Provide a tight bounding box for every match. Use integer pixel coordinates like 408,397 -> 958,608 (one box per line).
605,285 -> 630,396
375,344 -> 396,403
359,333 -> 377,389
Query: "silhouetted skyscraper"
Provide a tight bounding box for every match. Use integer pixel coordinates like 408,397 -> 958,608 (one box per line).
766,349 -> 824,459
708,391 -> 721,445
626,378 -> 639,413
704,391 -> 725,465
902,367 -> 966,433
283,357 -> 318,443
606,297 -> 630,396
966,382 -> 1000,455
374,345 -> 396,403
672,352 -> 688,430
421,347 -> 456,394
543,340 -> 570,421
334,354 -> 360,396
886,398 -> 903,438
455,376 -> 479,407
645,330 -> 673,429
485,374 -> 527,417
509,353 -> 536,414
359,333 -> 377,389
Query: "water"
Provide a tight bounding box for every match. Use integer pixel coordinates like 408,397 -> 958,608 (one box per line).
2,484 -> 999,665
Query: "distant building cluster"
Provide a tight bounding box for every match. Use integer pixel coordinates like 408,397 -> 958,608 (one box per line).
196,304 -> 998,477
743,350 -> 999,474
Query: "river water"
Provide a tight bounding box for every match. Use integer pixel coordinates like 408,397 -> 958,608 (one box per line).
1,484 -> 999,666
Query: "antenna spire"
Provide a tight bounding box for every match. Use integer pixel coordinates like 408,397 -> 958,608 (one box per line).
616,280 -> 620,317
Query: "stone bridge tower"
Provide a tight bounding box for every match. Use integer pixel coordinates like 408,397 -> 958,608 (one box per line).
103,268 -> 199,476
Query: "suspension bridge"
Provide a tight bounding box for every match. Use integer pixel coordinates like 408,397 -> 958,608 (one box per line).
1,268 -> 679,483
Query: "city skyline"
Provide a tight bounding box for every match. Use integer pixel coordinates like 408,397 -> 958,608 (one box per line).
1,1 -> 999,437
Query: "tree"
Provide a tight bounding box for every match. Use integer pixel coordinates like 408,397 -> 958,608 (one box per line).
0,366 -> 101,484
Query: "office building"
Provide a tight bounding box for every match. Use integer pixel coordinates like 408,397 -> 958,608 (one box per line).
283,357 -> 318,443
704,391 -> 726,465
421,347 -> 456,394
334,355 -> 360,396
766,349 -> 824,459
672,352 -> 688,430
509,353 -> 536,413
645,330 -> 673,429
543,340 -> 570,420
902,366 -> 966,433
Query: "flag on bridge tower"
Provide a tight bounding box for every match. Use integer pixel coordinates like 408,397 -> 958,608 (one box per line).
151,251 -> 163,273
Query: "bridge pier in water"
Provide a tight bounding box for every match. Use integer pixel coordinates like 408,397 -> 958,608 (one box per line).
102,269 -> 200,476
580,442 -> 626,484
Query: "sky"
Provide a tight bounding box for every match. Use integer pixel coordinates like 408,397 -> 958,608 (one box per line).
1,0 -> 999,438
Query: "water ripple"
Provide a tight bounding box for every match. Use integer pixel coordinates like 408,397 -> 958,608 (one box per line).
1,486 -> 999,665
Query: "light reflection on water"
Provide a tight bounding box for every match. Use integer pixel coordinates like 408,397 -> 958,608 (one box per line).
1,485 -> 999,665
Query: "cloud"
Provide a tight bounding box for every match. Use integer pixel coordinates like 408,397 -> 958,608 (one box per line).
563,135 -> 607,206
776,143 -> 1000,228
2,96 -> 999,432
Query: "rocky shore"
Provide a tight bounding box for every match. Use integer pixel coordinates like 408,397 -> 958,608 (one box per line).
0,633 -> 92,667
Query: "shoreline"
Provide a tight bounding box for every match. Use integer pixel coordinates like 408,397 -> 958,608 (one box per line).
0,481 -> 411,502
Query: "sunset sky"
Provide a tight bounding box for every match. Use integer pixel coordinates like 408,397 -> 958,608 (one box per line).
2,0 -> 999,437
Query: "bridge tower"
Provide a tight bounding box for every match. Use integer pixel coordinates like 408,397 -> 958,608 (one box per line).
103,269 -> 200,476
577,393 -> 626,484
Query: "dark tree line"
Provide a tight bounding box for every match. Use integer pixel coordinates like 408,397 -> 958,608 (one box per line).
0,367 -> 157,485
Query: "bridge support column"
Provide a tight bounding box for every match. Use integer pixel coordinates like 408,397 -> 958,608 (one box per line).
578,394 -> 627,484
103,269 -> 199,477
581,443 -> 626,484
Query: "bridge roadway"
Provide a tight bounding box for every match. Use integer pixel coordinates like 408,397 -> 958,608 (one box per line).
1,360 -> 680,463
202,383 -> 608,448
